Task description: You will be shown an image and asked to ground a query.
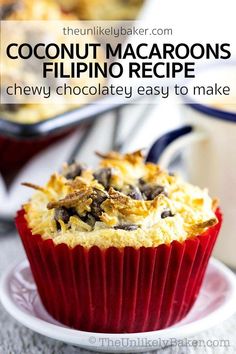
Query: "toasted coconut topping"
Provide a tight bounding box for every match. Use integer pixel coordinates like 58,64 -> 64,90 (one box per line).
47,188 -> 93,210
187,218 -> 218,234
212,198 -> 219,212
96,149 -> 144,164
22,182 -> 47,194
24,150 -> 219,249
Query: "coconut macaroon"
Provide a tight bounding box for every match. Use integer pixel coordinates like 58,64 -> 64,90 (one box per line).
23,150 -> 218,249
0,0 -> 106,123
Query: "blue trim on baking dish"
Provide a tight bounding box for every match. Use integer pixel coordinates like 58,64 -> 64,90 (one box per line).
182,60 -> 236,123
184,101 -> 236,123
0,97 -> 128,139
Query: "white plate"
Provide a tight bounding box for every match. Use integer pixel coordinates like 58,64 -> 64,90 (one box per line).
0,258 -> 236,353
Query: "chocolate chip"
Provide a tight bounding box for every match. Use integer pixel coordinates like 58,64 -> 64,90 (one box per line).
161,210 -> 175,219
114,224 -> 138,231
81,213 -> 96,227
54,207 -> 70,223
127,185 -> 143,200
90,189 -> 108,220
63,162 -> 86,180
93,168 -> 112,189
138,177 -> 146,186
140,184 -> 167,200
2,103 -> 20,112
54,207 -> 72,230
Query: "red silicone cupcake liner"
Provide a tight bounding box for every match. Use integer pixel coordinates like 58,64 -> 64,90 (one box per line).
15,208 -> 222,333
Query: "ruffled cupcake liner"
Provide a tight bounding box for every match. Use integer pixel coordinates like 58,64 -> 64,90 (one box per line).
16,208 -> 222,333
